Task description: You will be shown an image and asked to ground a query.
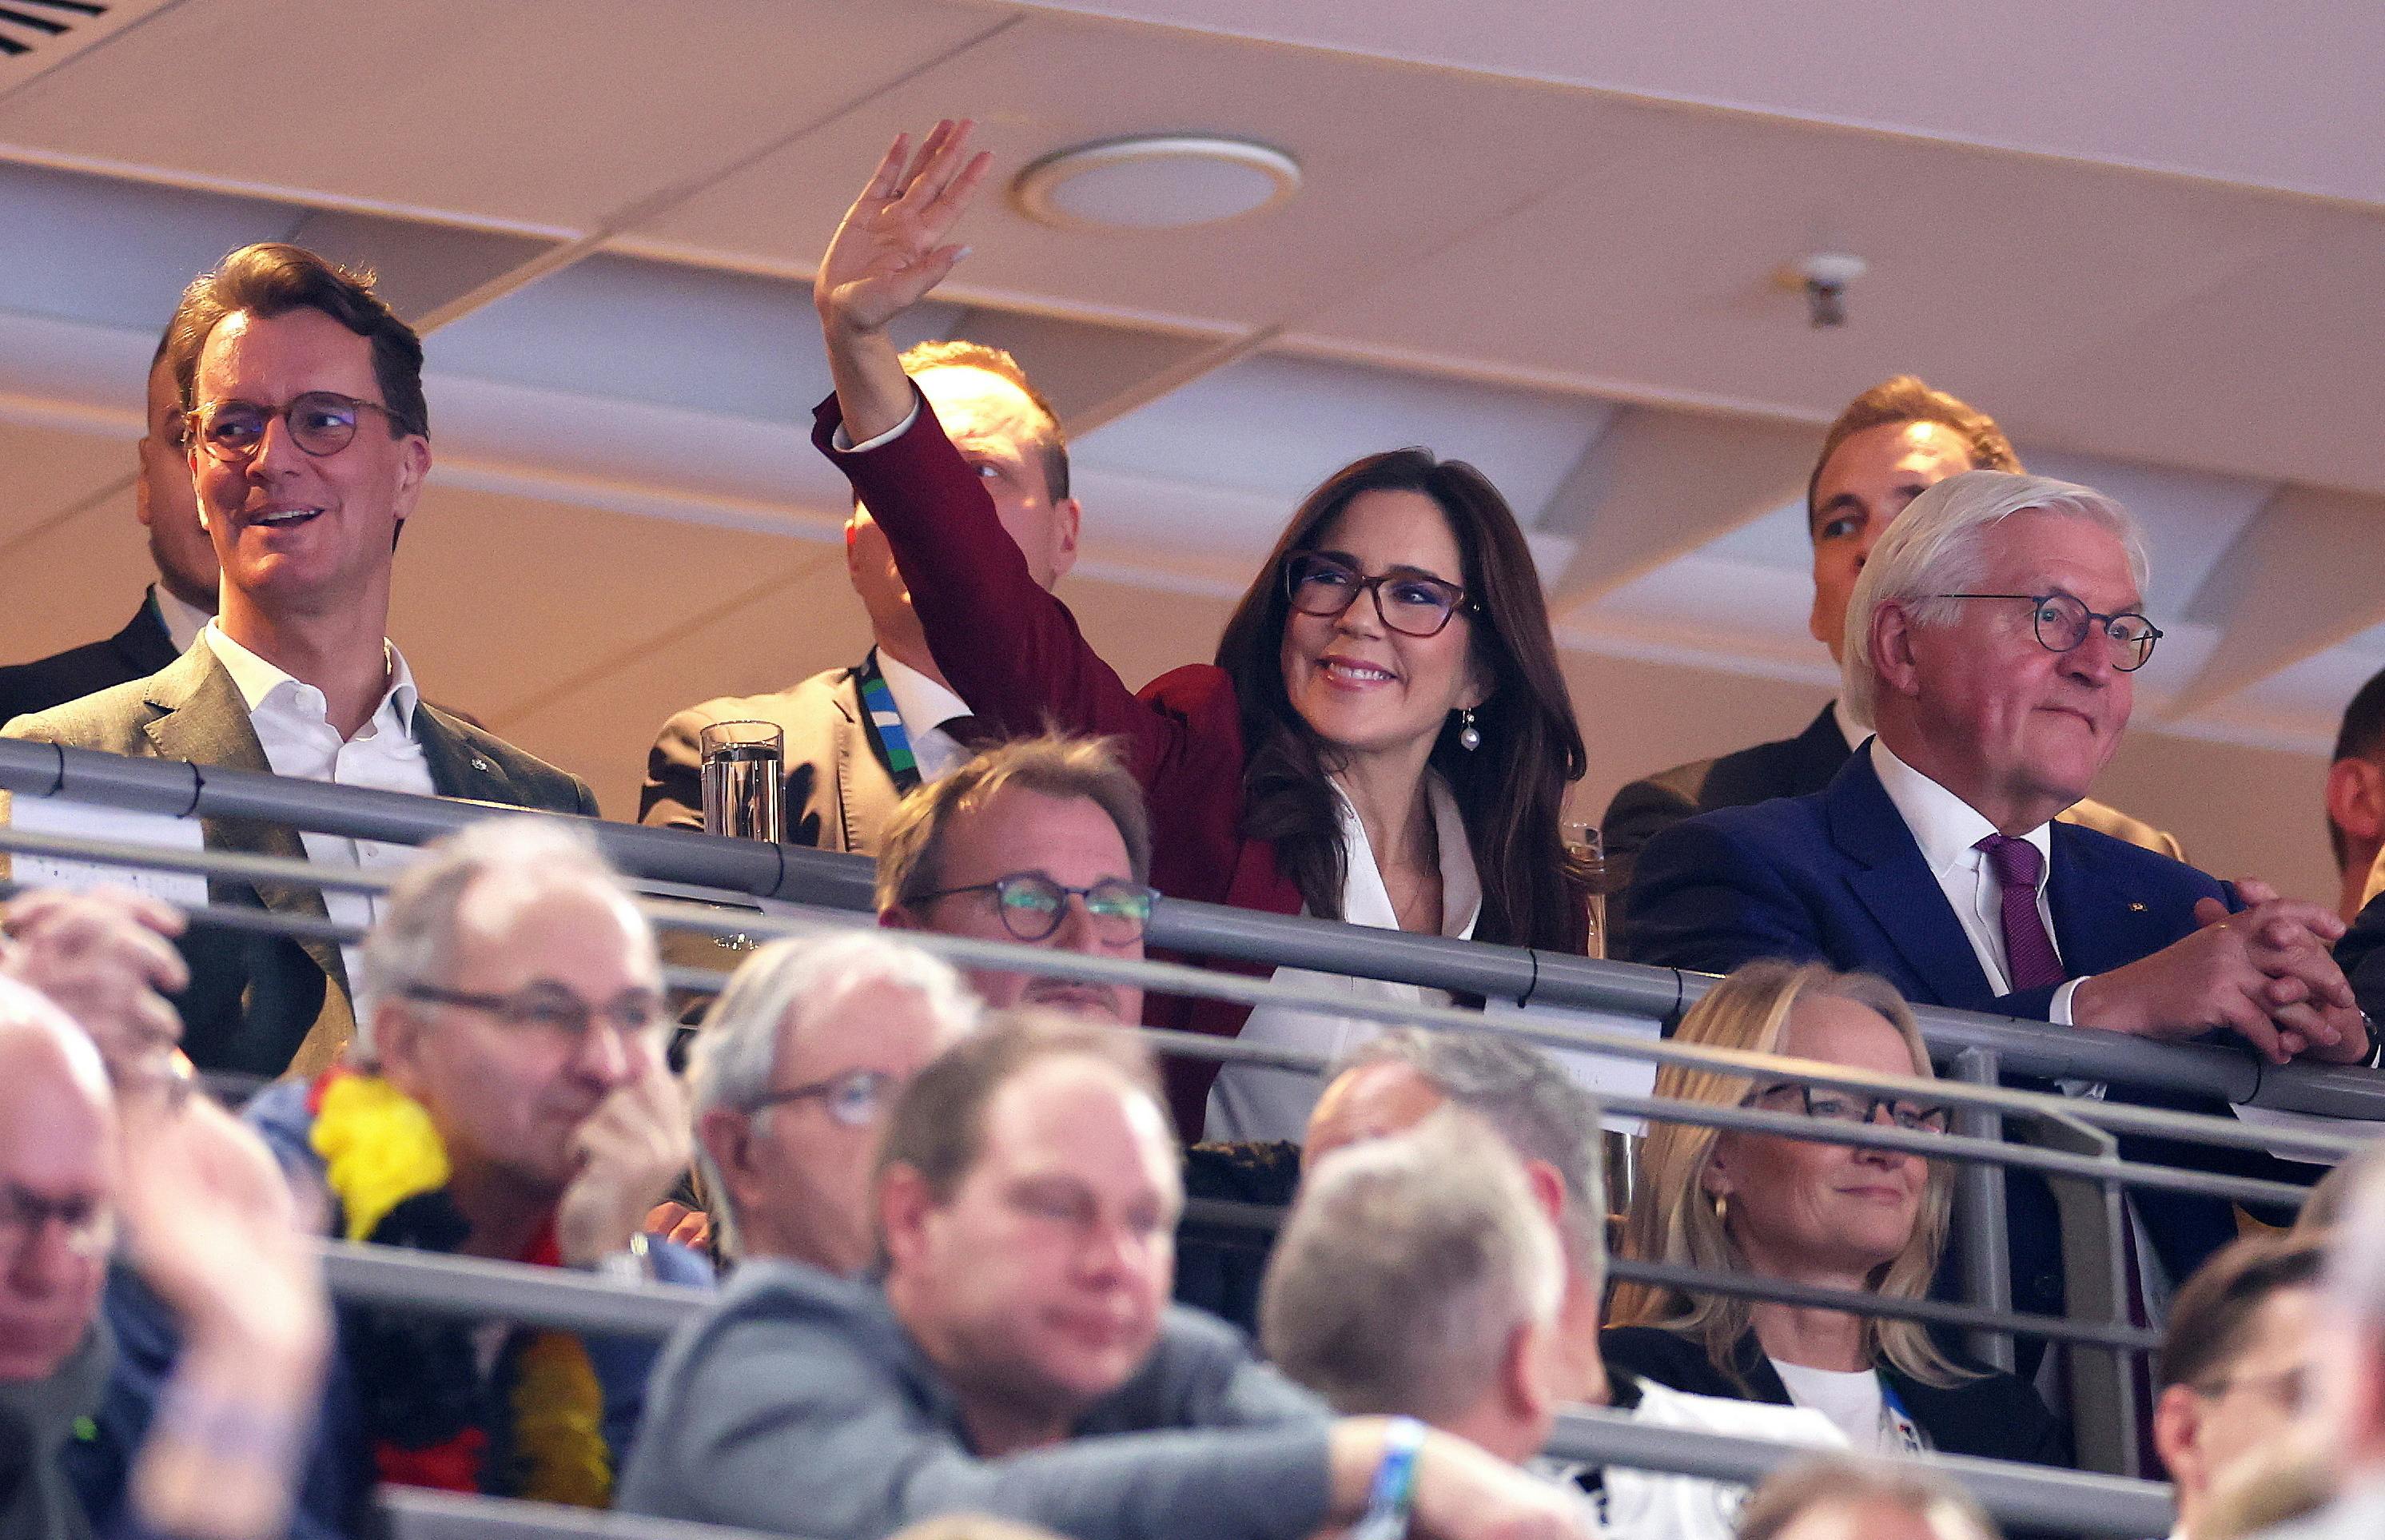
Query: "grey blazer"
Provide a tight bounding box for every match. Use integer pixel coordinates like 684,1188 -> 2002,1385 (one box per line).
1,641 -> 598,1078
639,658 -> 902,856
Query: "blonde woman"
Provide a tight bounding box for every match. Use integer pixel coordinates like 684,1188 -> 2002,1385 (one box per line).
1603,961 -> 2062,1465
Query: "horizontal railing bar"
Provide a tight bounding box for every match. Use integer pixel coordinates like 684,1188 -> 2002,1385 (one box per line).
6,742 -> 2379,1123
4,821 -> 2357,1180
316,1240 -> 706,1337
1544,1407 -> 2172,1538
379,1488 -> 790,1540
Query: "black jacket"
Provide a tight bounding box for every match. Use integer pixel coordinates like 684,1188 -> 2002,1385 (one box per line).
1600,1324 -> 2067,1467
0,595 -> 181,726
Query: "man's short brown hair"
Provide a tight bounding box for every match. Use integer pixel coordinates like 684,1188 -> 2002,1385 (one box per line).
874,734 -> 1152,913
873,1009 -> 1167,1212
900,338 -> 1069,501
2156,1234 -> 2324,1393
1806,375 -> 2020,537
165,242 -> 428,439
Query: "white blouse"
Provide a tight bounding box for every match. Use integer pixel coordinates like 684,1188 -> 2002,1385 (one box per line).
1204,774 -> 1480,1144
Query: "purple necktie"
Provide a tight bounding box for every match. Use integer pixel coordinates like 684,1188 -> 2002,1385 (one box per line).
1976,834 -> 2066,991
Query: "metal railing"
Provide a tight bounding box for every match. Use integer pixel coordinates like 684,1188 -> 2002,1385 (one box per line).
4,746 -> 2376,1486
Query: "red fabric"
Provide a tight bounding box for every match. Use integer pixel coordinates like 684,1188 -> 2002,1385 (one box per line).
376,1427 -> 488,1493
815,391 -> 1304,1132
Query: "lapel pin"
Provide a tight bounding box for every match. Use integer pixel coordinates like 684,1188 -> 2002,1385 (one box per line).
471,757 -> 490,772
2127,901 -> 2147,912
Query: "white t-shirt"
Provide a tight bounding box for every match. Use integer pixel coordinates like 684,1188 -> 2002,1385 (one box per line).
1540,1376 -> 1848,1540
1769,1359 -> 1927,1455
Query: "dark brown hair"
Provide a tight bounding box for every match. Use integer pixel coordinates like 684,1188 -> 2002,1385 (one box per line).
2156,1234 -> 2323,1392
164,242 -> 428,439
1213,449 -> 1588,952
874,733 -> 1152,913
899,337 -> 1069,501
873,1011 -> 1166,1208
1806,375 -> 2019,537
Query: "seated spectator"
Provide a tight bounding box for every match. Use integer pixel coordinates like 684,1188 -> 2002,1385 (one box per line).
691,929 -> 981,1275
1606,961 -> 2063,1464
78,818 -> 707,1531
620,1013 -> 1595,1540
2153,1236 -> 2325,1540
1734,1454 -> 1999,1540
1300,1028 -> 1844,1536
0,912 -> 330,1540
1263,1111 -> 1564,1465
879,734 -> 1153,1025
1619,468 -> 2357,1351
2252,1159 -> 2385,1540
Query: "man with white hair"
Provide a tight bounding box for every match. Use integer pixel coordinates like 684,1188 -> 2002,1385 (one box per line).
89,817 -> 706,1532
1264,1112 -> 1567,1466
1619,469 -> 2359,1335
1297,1031 -> 1842,1538
691,929 -> 981,1275
1735,1455 -> 1999,1540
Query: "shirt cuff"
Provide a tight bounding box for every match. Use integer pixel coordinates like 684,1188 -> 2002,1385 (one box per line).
830,400 -> 920,454
2049,977 -> 2083,1026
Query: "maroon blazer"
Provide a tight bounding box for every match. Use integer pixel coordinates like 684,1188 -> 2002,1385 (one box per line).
814,389 -> 1301,1130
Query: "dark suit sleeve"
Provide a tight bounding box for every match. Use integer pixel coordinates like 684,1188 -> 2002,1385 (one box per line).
639,706 -> 712,832
1599,772 -> 1699,881
1617,816 -> 1834,973
2340,889 -> 2385,1025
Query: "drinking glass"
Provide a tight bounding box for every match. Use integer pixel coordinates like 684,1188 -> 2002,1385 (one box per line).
699,721 -> 785,845
1560,818 -> 1607,961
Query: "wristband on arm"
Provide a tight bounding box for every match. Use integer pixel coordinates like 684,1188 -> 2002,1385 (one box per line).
1351,1416 -> 1427,1540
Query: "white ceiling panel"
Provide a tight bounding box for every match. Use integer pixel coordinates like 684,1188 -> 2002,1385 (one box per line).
0,159 -> 295,331
0,0 -> 1003,231
1013,1 -> 2385,207
628,11 -> 1609,331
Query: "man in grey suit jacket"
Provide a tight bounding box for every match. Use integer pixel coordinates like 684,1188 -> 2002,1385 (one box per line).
640,339 -> 1082,853
621,1013 -> 1589,1540
4,241 -> 594,1078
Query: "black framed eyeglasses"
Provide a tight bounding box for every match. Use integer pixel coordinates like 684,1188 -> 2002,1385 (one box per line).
1752,1083 -> 1951,1135
1933,591 -> 2162,671
906,872 -> 1157,945
745,1068 -> 902,1129
187,391 -> 417,464
403,982 -> 666,1047
1284,551 -> 1476,638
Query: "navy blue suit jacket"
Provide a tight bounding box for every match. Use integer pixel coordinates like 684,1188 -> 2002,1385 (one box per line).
1619,746 -> 2311,1339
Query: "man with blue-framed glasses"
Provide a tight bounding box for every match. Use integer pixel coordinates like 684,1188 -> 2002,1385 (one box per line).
878,734 -> 1155,1026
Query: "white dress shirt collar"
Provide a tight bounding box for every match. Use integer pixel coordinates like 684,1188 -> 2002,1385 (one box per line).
202,622 -> 420,739
874,650 -> 970,736
148,584 -> 214,655
873,649 -> 976,786
1869,737 -> 2053,889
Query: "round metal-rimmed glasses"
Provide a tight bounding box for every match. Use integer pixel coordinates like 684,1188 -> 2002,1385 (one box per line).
1933,591 -> 2162,671
906,871 -> 1157,946
186,391 -> 416,464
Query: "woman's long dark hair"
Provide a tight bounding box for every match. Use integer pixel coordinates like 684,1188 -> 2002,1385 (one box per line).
1214,449 -> 1590,953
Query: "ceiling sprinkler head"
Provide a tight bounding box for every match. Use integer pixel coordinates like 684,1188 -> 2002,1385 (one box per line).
1797,252 -> 1868,328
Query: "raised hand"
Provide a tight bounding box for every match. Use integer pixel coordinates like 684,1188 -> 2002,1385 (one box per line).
815,120 -> 993,341
0,886 -> 187,1091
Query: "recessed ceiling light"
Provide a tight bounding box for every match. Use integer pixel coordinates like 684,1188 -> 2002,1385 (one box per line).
1012,135 -> 1301,233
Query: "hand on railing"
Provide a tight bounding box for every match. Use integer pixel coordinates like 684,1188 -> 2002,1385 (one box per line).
2072,881 -> 2361,1067
1330,1419 -> 1601,1540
